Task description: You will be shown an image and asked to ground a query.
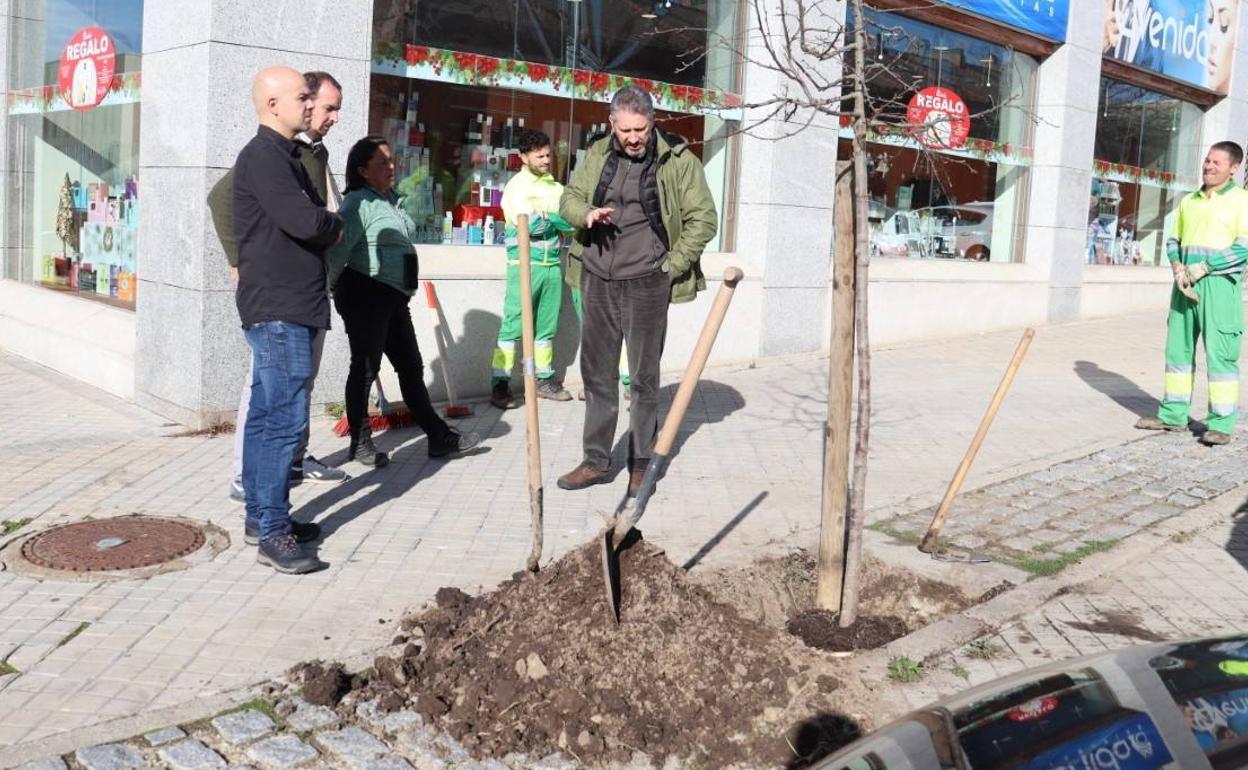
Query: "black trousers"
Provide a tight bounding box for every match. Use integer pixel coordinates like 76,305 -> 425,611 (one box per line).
333,268 -> 449,443
580,269 -> 669,470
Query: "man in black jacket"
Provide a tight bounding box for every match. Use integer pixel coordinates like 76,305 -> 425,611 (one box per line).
211,71 -> 346,502
234,66 -> 342,574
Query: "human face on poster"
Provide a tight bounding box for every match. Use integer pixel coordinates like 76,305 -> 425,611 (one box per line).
1207,0 -> 1238,94
1104,0 -> 1240,94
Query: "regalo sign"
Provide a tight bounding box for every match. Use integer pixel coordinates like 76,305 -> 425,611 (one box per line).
58,26 -> 117,111
907,87 -> 971,149
937,0 -> 1069,41
1105,0 -> 1238,94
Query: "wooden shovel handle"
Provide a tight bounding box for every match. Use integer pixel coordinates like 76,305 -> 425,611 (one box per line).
516,216 -> 544,572
653,267 -> 744,456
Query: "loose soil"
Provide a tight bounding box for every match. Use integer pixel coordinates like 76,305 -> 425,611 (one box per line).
291,539 -> 866,769
1067,610 -> 1167,642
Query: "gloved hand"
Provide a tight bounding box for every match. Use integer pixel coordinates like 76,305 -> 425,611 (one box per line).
1186,261 -> 1210,284
1173,262 -> 1200,303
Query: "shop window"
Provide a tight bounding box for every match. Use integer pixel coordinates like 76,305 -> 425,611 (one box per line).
3,0 -> 143,309
849,9 -> 1037,263
1152,638 -> 1248,768
370,0 -> 742,251
1088,78 -> 1202,267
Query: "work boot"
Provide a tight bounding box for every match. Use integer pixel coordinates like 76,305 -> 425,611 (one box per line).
1135,416 -> 1185,432
627,467 -> 647,498
490,381 -> 521,410
245,520 -> 322,547
536,380 -> 573,401
349,427 -> 389,467
428,428 -> 482,458
256,533 -> 322,574
557,462 -> 611,491
1200,430 -> 1233,446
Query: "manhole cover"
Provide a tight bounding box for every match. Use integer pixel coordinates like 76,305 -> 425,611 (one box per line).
21,516 -> 206,572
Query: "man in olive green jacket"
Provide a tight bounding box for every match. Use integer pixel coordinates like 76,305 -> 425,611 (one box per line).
557,85 -> 718,496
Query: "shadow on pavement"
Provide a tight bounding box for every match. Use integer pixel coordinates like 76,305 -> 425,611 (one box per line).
1228,499 -> 1248,573
785,711 -> 864,769
1074,360 -> 1159,418
681,490 -> 769,571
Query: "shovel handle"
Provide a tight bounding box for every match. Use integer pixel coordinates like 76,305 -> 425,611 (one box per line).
612,267 -> 743,543
517,216 -> 544,572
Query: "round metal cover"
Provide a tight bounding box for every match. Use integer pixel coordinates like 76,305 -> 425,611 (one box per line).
21,516 -> 205,572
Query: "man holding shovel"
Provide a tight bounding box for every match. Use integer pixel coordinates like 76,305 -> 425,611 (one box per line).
1136,141 -> 1248,446
557,85 -> 718,496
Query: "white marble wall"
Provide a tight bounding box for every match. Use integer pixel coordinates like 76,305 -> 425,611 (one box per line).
136,0 -> 373,425
736,0 -> 844,357
1019,0 -> 1106,324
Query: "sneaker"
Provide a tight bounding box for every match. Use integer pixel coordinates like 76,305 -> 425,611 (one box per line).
557,461 -> 611,491
536,380 -> 573,401
256,533 -> 322,574
244,520 -> 322,547
1135,416 -> 1185,431
297,456 -> 348,485
229,478 -> 245,505
349,435 -> 389,467
490,382 -> 522,410
288,466 -> 303,486
1201,430 -> 1233,446
429,428 -> 482,458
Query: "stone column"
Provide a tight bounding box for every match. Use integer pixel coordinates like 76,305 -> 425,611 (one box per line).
735,0 -> 843,357
136,0 -> 372,426
1,0 -> 46,282
1019,0 -> 1106,323
0,3 -> 11,279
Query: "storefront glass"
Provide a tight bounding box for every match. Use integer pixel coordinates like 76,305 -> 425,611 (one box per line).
850,9 -> 1037,263
1087,77 -> 1202,267
4,0 -> 143,309
369,0 -> 742,251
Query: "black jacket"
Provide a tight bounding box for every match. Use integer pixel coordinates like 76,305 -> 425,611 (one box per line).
233,126 -> 342,330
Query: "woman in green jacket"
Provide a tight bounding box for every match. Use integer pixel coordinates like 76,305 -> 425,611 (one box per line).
329,136 -> 479,466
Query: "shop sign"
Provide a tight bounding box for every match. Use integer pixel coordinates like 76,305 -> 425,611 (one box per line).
57,26 -> 117,111
1182,687 -> 1248,753
935,0 -> 1069,41
1019,713 -> 1174,770
906,86 -> 971,149
1105,0 -> 1238,94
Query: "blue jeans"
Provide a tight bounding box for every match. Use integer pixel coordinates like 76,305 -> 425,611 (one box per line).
243,321 -> 314,542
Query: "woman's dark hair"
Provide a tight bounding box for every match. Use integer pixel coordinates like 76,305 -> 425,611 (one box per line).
344,136 -> 390,194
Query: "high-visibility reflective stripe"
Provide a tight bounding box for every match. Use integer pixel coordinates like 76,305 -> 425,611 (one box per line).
1209,378 -> 1240,415
1166,364 -> 1194,373
492,340 -> 516,379
535,339 -> 554,378
1164,372 -> 1194,395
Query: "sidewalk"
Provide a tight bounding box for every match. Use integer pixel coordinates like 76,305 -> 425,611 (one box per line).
0,305 -> 1238,751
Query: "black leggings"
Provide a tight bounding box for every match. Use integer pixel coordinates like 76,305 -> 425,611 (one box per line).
333,268 -> 449,443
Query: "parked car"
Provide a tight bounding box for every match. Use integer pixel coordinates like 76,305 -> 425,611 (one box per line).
913,204 -> 994,261
811,634 -> 1248,769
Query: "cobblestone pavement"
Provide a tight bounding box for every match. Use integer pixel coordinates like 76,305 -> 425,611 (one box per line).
0,306 -> 1241,753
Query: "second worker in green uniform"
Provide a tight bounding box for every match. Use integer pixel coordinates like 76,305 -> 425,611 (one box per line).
1137,141 -> 1248,446
490,129 -> 576,408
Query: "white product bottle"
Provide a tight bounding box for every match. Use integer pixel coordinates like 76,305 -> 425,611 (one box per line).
483,215 -> 495,246
442,212 -> 453,245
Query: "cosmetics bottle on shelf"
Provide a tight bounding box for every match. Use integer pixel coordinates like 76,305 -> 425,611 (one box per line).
483,215 -> 495,246
442,211 -> 453,245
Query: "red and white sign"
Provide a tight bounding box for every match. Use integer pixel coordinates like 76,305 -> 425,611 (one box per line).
906,86 -> 971,149
58,27 -> 116,111
1007,696 -> 1060,722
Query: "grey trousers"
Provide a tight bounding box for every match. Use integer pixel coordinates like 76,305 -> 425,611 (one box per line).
580,269 -> 669,471
232,328 -> 326,481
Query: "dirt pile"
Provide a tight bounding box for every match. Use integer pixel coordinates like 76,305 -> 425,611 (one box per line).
309,538 -> 850,768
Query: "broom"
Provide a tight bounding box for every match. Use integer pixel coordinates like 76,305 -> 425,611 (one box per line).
331,379 -> 416,437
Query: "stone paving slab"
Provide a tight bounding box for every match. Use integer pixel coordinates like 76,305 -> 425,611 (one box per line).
245,735 -> 320,770
212,710 -> 275,746
158,740 -> 227,770
144,727 -> 187,747
74,744 -> 145,770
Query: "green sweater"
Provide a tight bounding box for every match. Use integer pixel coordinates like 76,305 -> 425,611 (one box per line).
328,187 -> 419,296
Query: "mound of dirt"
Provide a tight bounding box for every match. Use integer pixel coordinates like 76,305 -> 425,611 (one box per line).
348,539 -> 850,768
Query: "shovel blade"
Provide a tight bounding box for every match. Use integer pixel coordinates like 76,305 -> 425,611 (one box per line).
931,547 -> 992,563
601,528 -> 621,624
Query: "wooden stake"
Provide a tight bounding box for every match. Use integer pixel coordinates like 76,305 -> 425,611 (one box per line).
919,328 -> 1036,553
516,215 -> 544,572
816,161 -> 856,612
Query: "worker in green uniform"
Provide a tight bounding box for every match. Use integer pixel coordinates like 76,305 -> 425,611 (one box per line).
1137,141 -> 1248,446
490,129 -> 577,409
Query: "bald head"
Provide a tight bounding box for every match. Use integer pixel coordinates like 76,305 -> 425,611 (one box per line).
252,66 -> 311,139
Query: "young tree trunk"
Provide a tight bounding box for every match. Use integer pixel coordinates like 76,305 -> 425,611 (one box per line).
840,0 -> 872,629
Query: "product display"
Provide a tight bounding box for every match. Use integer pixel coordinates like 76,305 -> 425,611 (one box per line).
40,173 -> 138,304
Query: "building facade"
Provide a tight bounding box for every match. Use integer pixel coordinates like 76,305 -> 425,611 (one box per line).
2,0 -> 1246,426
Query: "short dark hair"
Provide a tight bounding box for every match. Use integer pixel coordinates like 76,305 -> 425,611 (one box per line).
344,136 -> 389,194
1212,141 -> 1244,166
304,71 -> 342,95
517,128 -> 551,154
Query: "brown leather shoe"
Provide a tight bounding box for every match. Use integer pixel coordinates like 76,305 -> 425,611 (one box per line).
627,467 -> 647,498
557,462 -> 611,490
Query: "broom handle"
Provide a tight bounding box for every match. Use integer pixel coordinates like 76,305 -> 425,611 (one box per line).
423,281 -> 460,407
517,216 -> 544,572
919,328 -> 1035,552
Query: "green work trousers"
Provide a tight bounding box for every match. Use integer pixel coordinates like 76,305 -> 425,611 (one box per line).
571,286 -> 631,387
1158,274 -> 1243,433
493,262 -> 563,383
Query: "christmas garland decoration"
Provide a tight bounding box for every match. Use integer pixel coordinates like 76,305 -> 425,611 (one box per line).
1092,159 -> 1194,192
5,71 -> 141,116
